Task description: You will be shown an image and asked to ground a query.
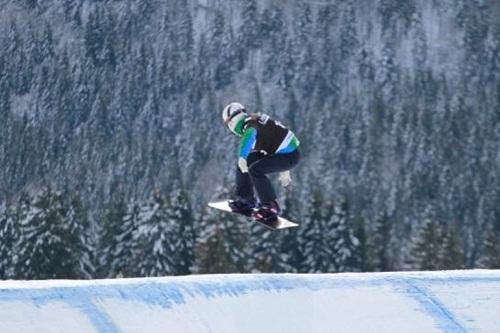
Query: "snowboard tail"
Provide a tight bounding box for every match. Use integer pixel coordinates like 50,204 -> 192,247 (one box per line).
208,200 -> 299,230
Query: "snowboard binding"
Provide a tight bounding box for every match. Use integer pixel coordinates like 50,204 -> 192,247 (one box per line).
228,198 -> 256,217
253,200 -> 280,223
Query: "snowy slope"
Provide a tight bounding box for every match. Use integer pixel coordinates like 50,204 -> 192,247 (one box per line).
1,271 -> 500,333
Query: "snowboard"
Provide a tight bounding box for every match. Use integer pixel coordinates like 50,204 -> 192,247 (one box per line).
208,200 -> 299,230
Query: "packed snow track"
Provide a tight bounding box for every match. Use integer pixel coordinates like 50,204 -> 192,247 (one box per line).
1,271 -> 500,333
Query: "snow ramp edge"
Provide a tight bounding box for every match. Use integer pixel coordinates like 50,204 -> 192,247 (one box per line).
1,271 -> 500,333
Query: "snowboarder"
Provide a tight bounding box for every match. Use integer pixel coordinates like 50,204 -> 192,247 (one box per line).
222,102 -> 301,222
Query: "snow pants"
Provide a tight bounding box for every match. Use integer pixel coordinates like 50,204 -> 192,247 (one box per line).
235,148 -> 301,204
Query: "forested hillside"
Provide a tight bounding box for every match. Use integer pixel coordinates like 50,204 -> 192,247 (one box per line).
0,0 -> 499,278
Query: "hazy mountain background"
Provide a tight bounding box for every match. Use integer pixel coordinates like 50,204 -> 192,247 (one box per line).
0,0 -> 499,278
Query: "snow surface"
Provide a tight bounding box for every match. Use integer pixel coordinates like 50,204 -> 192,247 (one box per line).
1,271 -> 500,333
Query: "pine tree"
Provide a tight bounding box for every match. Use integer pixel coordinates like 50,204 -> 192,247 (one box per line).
408,216 -> 443,271
138,0 -> 155,21
296,188 -> 323,272
0,55 -> 11,132
339,2 -> 359,62
195,206 -> 249,274
292,1 -> 315,95
371,211 -> 393,271
62,0 -> 81,24
167,183 -> 196,275
278,188 -> 302,273
260,3 -> 286,82
297,186 -> 335,273
239,0 -> 260,48
130,192 -> 177,276
97,192 -> 128,278
476,222 -> 500,269
329,199 -> 360,272
168,0 -> 194,94
247,215 -> 286,272
238,0 -> 260,67
39,23 -> 55,61
214,24 -> 236,89
109,199 -> 142,277
0,202 -> 19,279
66,192 -> 95,278
195,185 -> 249,273
15,186 -> 89,279
439,223 -> 466,270
84,6 -> 105,66
352,216 -> 371,272
278,38 -> 295,91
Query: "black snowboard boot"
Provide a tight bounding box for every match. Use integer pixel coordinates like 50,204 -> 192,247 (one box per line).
253,200 -> 280,223
228,197 -> 256,216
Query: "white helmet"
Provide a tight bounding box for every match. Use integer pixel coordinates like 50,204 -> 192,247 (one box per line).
222,102 -> 248,136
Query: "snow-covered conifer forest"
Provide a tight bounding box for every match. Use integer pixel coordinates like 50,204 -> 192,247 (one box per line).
0,0 -> 499,278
